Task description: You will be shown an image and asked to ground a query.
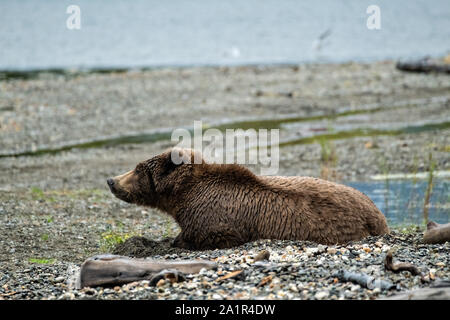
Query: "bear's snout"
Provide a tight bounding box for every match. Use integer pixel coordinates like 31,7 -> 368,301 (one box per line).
107,170 -> 137,203
106,178 -> 115,190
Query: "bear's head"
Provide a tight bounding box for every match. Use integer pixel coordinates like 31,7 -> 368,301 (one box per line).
107,148 -> 204,208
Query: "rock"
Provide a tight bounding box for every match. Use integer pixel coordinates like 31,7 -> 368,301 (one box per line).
254,250 -> 270,262
315,291 -> 329,300
327,247 -> 337,254
351,285 -> 361,292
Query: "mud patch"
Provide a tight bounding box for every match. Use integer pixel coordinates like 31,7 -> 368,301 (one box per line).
112,236 -> 188,258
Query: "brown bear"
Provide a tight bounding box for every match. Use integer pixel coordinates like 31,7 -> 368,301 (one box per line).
107,148 -> 389,250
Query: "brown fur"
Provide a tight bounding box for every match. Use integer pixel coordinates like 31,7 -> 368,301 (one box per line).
108,148 -> 389,250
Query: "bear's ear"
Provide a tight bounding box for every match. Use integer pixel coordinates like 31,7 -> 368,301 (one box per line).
157,148 -> 197,180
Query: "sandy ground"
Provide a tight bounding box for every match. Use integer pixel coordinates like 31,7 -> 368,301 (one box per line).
0,60 -> 449,300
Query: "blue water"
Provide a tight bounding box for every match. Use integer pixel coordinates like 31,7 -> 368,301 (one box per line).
348,180 -> 450,226
1,0 -> 449,70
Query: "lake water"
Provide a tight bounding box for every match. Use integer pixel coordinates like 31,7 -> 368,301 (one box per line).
348,179 -> 449,226
1,0 -> 449,70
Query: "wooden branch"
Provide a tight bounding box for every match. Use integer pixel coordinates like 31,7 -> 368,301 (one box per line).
334,270 -> 396,290
396,61 -> 450,74
77,254 -> 217,289
384,251 -> 421,276
382,287 -> 450,300
423,221 -> 450,244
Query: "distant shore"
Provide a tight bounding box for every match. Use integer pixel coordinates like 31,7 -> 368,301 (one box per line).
1,59 -> 449,185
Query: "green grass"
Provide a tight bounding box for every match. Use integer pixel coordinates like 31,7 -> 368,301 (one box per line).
28,258 -> 56,264
162,219 -> 175,238
99,230 -> 135,253
319,137 -> 337,164
30,186 -> 56,202
394,224 -> 423,234
318,137 -> 338,181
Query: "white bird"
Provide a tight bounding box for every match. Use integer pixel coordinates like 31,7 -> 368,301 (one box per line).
312,28 -> 332,55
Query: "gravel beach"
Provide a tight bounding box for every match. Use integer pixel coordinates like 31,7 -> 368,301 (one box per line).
0,60 -> 449,300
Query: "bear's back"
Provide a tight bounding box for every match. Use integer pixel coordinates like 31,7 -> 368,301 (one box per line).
257,176 -> 389,244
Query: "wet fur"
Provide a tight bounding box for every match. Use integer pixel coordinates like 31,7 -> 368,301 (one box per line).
109,149 -> 389,250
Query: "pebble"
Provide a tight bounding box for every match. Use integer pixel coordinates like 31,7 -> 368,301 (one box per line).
1,230 -> 448,300
315,291 -> 329,300
53,276 -> 65,283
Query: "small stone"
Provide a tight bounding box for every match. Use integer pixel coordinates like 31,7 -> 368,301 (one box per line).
81,288 -> 97,295
195,290 -> 204,296
315,291 -> 329,300
58,292 -> 75,300
429,269 -> 436,280
351,285 -> 361,292
375,241 -> 383,248
327,248 -> 337,254
344,290 -> 355,299
54,276 -> 65,283
156,279 -> 166,287
363,247 -> 372,253
288,283 -> 298,292
254,250 -> 270,262
277,290 -> 286,298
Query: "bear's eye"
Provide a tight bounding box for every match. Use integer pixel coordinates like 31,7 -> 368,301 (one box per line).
135,163 -> 144,173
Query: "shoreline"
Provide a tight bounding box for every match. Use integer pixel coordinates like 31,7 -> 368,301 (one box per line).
1,54 -> 447,81
0,58 -> 448,300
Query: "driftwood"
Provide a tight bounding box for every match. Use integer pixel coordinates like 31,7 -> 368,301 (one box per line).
431,280 -> 450,288
382,287 -> 450,300
384,251 -> 422,276
423,221 -> 450,244
396,61 -> 450,74
216,270 -> 246,282
77,254 -> 217,289
334,270 -> 397,291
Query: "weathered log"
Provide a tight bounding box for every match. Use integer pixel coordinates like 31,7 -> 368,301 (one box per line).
334,270 -> 397,291
431,280 -> 450,288
77,254 -> 217,289
396,61 -> 450,74
423,221 -> 450,244
382,287 -> 450,300
384,250 -> 422,276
